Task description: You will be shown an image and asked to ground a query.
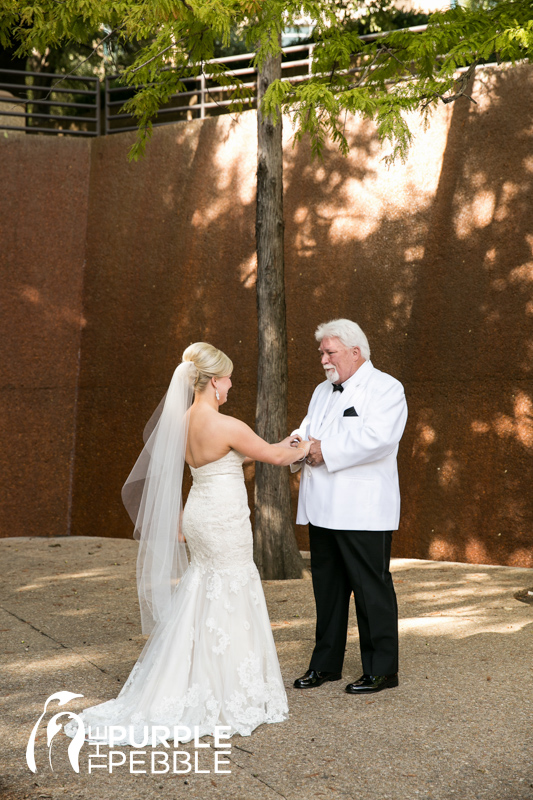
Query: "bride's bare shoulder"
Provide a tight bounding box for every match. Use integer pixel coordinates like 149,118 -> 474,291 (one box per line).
188,405 -> 251,439
188,404 -> 216,423
218,413 -> 250,433
188,406 -> 246,437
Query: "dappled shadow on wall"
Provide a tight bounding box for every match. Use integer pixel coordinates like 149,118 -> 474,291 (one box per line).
279,111 -> 441,548
71,114 -> 261,539
277,65 -> 532,567
399,65 -> 533,568
70,70 -> 533,571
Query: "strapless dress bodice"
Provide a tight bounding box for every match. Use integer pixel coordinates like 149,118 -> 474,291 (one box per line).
188,449 -> 246,483
182,449 -> 251,572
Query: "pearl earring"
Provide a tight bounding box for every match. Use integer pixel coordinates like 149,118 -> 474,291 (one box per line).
215,387 -> 220,401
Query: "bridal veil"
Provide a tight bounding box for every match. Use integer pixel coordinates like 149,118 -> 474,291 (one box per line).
121,361 -> 195,634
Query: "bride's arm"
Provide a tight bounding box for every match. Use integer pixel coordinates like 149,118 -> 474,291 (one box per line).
222,416 -> 310,466
243,433 -> 299,464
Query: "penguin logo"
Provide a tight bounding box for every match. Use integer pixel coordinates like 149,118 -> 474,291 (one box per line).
26,691 -> 85,773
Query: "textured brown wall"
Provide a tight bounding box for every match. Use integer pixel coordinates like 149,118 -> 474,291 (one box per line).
0,136 -> 91,538
70,118 -> 260,540
1,65 -> 532,567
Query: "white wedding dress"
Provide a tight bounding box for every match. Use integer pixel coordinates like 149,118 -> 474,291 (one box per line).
65,450 -> 288,744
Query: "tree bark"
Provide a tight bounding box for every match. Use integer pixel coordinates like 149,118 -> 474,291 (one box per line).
254,49 -> 305,580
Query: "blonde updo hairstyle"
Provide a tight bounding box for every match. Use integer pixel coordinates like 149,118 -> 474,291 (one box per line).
182,342 -> 233,393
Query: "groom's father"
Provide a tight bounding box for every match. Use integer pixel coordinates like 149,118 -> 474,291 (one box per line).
291,319 -> 408,694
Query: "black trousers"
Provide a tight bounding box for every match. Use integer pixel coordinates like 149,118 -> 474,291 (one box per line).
308,523 -> 399,676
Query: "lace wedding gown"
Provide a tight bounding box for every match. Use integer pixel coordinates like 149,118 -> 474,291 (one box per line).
65,450 -> 288,744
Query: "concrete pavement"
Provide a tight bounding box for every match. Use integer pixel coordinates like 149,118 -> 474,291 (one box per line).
1,536 -> 532,800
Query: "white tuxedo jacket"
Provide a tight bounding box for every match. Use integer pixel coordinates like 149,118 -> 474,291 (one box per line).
292,360 -> 407,531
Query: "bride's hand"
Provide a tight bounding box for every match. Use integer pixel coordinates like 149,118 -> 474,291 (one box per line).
278,434 -> 300,448
295,439 -> 311,461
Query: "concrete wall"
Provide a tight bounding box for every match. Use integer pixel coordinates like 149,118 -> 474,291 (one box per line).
1,64 -> 532,567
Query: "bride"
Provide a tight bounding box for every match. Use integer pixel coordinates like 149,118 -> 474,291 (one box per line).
65,342 -> 310,745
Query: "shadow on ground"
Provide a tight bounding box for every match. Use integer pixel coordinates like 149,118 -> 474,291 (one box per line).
1,537 -> 532,800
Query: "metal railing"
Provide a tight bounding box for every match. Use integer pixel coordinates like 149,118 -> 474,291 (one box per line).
0,26 -> 429,138
0,68 -> 99,136
105,27 -> 429,134
104,43 -> 317,134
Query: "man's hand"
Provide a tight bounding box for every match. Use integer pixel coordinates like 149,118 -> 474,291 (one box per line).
306,436 -> 324,467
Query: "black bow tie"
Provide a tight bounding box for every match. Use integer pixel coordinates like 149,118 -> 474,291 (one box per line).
332,383 -> 344,393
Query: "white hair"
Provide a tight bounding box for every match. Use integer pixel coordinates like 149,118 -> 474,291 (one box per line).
315,318 -> 370,360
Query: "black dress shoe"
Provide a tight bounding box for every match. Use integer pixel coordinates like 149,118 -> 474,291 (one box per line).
293,669 -> 343,689
345,673 -> 399,694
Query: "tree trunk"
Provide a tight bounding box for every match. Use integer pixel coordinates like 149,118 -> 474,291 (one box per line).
254,49 -> 305,580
